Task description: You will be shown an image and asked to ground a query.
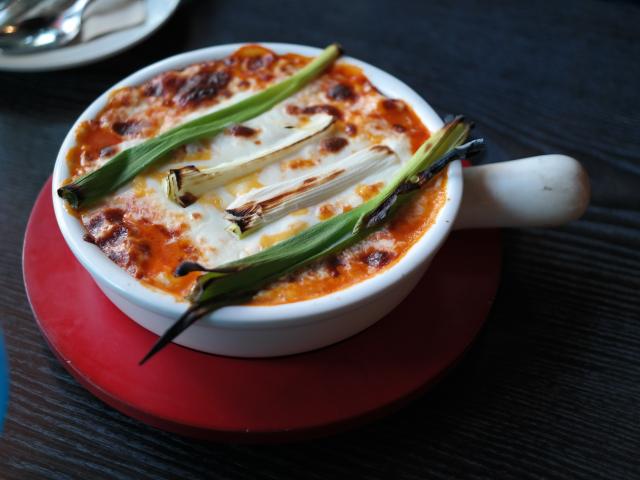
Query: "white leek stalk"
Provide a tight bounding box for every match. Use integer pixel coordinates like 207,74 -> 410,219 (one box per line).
225,144 -> 399,236
166,114 -> 335,207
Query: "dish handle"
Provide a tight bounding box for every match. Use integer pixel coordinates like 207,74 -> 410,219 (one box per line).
454,155 -> 590,230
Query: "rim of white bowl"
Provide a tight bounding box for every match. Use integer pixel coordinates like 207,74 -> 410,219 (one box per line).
52,42 -> 463,330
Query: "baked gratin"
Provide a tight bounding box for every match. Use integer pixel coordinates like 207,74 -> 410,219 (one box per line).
58,44 -> 480,361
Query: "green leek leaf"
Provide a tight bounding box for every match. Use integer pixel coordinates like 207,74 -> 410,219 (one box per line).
58,44 -> 342,209
140,116 -> 484,364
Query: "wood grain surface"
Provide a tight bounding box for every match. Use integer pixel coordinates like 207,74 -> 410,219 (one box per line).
1,0 -> 639,478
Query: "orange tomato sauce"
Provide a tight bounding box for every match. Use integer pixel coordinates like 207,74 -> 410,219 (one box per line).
81,207 -> 200,298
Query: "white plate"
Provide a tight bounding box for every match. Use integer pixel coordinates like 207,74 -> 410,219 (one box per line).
0,0 -> 180,72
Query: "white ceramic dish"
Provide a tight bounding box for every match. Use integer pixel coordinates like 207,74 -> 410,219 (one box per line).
0,0 -> 180,72
52,43 -> 590,358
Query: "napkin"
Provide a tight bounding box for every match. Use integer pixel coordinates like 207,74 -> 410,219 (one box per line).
81,0 -> 147,42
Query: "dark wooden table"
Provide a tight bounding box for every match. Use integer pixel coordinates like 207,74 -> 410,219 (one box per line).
1,1 -> 639,478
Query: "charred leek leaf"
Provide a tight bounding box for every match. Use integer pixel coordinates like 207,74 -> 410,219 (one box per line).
354,116 -> 472,232
58,44 -> 342,209
139,116 -> 483,364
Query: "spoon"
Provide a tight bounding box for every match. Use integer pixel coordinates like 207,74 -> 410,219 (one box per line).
0,0 -> 93,54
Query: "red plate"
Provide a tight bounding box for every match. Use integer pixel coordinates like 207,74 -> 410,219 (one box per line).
23,178 -> 501,442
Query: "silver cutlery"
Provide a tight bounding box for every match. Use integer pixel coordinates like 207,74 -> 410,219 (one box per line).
0,0 -> 94,54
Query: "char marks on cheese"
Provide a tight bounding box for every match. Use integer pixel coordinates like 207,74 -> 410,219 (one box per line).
320,136 -> 348,153
326,83 -> 355,101
228,124 -> 259,137
287,103 -> 343,119
66,44 -> 443,303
